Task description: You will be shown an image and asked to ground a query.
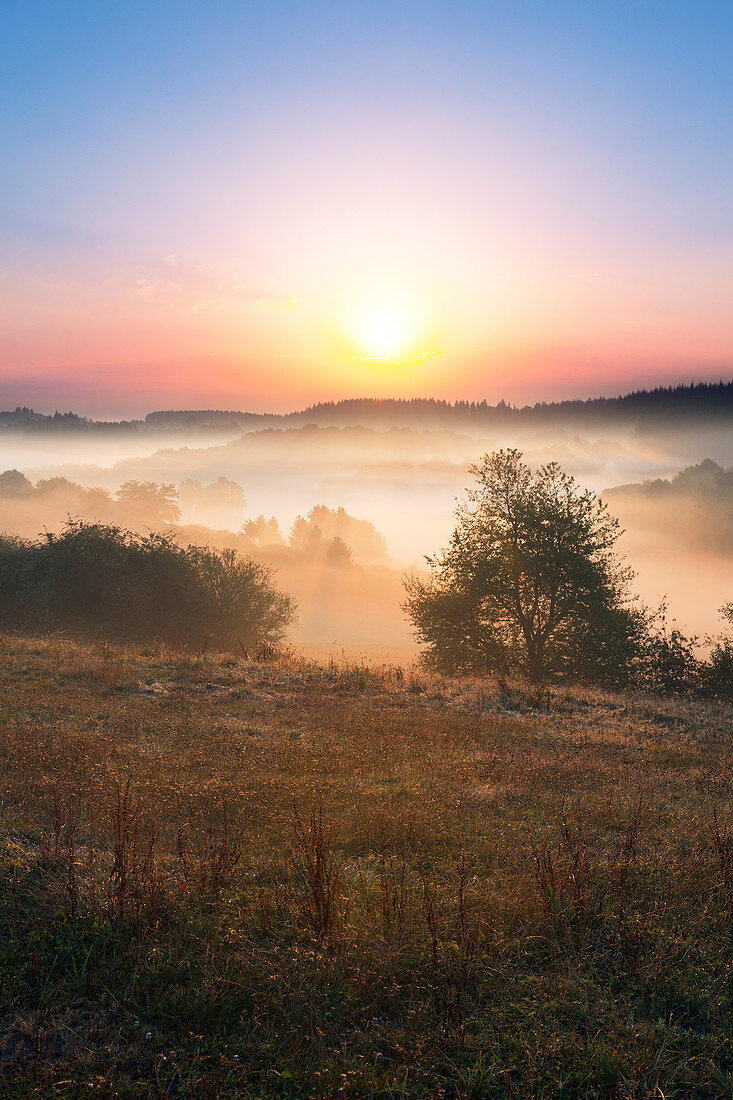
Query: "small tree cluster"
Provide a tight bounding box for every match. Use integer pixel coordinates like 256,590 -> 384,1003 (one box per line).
290,506 -> 388,565
0,471 -> 182,528
178,477 -> 246,523
241,515 -> 286,547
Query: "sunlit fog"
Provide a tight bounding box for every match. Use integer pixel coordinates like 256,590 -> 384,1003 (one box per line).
3,393 -> 732,654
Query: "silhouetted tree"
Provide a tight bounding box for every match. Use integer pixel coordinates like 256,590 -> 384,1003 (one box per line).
324,535 -> 352,566
35,477 -> 113,518
179,477 -> 246,519
241,515 -> 285,546
290,515 -> 325,554
404,449 -> 640,683
0,469 -> 33,496
304,505 -> 387,564
116,480 -> 181,525
289,505 -> 385,564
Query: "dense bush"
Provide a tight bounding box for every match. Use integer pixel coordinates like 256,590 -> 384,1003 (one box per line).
705,638 -> 733,699
703,602 -> 733,700
0,521 -> 295,650
631,604 -> 703,696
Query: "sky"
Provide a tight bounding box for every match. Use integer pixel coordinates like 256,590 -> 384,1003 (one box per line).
1,0 -> 732,416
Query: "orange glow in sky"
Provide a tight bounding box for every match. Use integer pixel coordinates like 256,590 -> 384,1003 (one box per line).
2,3 -> 731,415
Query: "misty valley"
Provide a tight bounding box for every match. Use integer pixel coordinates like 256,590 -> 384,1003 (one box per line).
2,383 -> 733,655
2,385 -> 733,1097
6,4 -> 733,1091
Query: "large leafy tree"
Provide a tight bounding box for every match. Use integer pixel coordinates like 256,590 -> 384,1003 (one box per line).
404,449 -> 641,683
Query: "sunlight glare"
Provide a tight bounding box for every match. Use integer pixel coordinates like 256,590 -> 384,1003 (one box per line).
356,299 -> 415,360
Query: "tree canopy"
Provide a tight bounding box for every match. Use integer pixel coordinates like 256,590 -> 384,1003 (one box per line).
0,521 -> 295,652
404,449 -> 641,683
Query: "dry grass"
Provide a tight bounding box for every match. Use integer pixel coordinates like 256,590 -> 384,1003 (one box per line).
0,632 -> 732,1096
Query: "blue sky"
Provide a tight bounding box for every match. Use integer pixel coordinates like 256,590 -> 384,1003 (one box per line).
2,1 -> 732,413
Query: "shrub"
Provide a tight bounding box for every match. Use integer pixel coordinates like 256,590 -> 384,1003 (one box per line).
0,520 -> 295,651
703,603 -> 733,699
632,602 -> 702,695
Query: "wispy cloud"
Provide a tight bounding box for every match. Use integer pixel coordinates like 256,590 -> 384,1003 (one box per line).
350,349 -> 442,367
134,261 -> 299,315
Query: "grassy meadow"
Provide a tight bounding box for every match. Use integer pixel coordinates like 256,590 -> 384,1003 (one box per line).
1,633 -> 733,1097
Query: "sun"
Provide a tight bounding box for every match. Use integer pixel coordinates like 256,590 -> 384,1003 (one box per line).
333,286 -> 436,366
356,299 -> 414,360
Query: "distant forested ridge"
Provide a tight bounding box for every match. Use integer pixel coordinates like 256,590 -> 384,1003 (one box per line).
2,379 -> 732,433
0,408 -> 140,433
144,380 -> 733,430
277,381 -> 733,429
604,458 -> 733,551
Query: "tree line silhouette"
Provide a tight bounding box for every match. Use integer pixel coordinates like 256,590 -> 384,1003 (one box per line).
3,380 -> 731,434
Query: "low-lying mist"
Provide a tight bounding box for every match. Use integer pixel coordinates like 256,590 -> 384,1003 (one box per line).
2,399 -> 732,652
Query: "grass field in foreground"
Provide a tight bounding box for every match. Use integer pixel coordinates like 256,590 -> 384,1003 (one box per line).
1,634 -> 733,1097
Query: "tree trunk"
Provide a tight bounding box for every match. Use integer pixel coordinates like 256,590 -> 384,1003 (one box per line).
527,639 -> 545,683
